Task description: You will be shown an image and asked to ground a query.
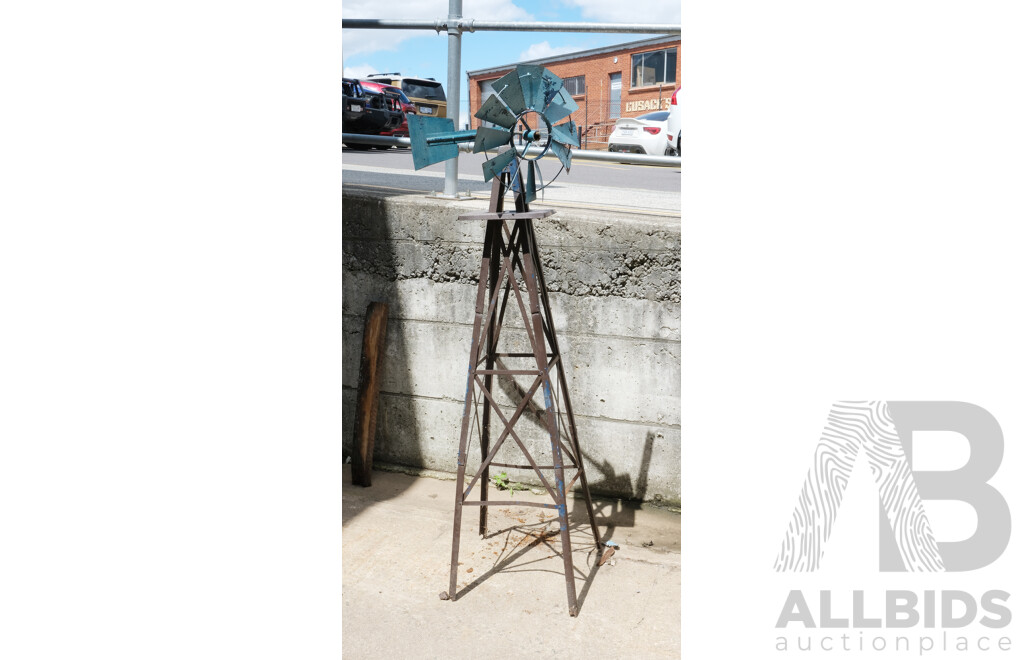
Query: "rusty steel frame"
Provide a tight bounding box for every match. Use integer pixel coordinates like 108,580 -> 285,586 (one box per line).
439,172 -> 603,617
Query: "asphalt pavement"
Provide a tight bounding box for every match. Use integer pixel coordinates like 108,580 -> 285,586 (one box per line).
342,147 -> 681,218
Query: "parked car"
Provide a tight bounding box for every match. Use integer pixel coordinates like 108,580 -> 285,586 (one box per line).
359,81 -> 416,148
342,77 -> 404,150
364,73 -> 447,118
343,78 -> 366,126
607,111 -> 672,155
665,86 -> 680,156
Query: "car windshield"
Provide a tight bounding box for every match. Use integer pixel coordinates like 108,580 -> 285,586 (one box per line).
639,111 -> 669,121
403,80 -> 446,102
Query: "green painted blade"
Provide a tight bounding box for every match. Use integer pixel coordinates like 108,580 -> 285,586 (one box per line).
539,69 -> 565,108
474,94 -> 517,129
407,114 -> 458,170
549,139 -> 572,172
472,126 -> 512,153
508,158 -> 523,192
481,148 -> 517,183
550,119 -> 580,149
543,87 -> 579,125
516,65 -> 546,111
524,161 -> 537,204
492,68 -> 527,116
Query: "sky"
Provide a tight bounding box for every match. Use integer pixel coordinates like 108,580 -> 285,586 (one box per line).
342,0 -> 681,126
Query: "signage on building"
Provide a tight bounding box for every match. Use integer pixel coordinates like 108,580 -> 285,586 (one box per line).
625,98 -> 671,113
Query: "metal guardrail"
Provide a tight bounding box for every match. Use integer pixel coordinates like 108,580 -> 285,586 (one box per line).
342,133 -> 681,168
342,19 -> 680,35
344,6 -> 682,195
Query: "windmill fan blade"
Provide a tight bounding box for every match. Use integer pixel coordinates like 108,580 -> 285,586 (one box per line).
550,120 -> 580,149
475,95 -> 517,129
515,65 -> 546,111
539,69 -> 564,108
549,140 -> 572,172
481,148 -> 517,183
543,87 -> 579,126
508,158 -> 524,193
524,161 -> 537,204
491,67 -> 527,116
473,126 -> 512,153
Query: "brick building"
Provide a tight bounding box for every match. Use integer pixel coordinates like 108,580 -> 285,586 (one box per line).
466,36 -> 680,149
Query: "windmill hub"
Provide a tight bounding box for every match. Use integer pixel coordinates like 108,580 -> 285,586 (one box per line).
513,109 -> 553,161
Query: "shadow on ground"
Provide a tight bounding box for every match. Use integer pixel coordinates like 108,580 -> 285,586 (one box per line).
452,515 -> 608,615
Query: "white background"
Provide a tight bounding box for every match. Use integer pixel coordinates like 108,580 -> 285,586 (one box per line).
683,0 -> 1024,657
2,1 -> 1023,658
0,2 -> 343,657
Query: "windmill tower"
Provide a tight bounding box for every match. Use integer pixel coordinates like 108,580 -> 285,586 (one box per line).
409,65 -> 609,617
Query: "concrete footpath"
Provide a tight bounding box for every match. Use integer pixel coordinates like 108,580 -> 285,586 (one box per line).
342,465 -> 681,659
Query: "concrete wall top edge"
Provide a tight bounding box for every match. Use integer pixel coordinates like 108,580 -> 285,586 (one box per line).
342,188 -> 680,231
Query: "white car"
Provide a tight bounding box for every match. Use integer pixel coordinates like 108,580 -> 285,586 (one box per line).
608,111 -> 672,156
666,86 -> 680,156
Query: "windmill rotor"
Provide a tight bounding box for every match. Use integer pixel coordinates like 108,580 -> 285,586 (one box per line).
407,64 -> 579,203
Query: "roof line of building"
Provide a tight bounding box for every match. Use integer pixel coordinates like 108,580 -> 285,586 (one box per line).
465,34 -> 679,78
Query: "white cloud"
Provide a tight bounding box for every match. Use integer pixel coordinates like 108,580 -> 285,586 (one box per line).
518,41 -> 579,62
343,64 -> 380,79
342,0 -> 530,20
342,29 -> 424,59
343,0 -> 532,57
557,0 -> 680,25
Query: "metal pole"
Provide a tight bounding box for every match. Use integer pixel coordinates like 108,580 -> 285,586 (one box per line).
442,0 -> 463,198
341,133 -> 682,166
342,19 -> 680,34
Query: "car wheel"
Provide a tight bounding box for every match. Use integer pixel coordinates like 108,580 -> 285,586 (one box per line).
344,142 -> 373,151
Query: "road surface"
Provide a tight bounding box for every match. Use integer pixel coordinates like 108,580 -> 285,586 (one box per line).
342,146 -> 681,217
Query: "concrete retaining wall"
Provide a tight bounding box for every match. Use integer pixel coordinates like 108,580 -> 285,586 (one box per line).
343,189 -> 680,504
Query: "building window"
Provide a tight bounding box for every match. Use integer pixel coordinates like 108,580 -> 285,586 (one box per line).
609,72 -> 621,119
631,47 -> 677,88
562,75 -> 585,96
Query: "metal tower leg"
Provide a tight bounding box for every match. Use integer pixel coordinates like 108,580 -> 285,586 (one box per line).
479,176 -> 504,537
445,220 -> 497,601
519,218 -> 579,616
524,220 -> 602,551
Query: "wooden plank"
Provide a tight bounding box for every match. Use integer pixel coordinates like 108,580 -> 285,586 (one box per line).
350,301 -> 389,487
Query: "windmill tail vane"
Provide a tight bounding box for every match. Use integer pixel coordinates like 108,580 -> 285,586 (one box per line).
407,64 -> 580,202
